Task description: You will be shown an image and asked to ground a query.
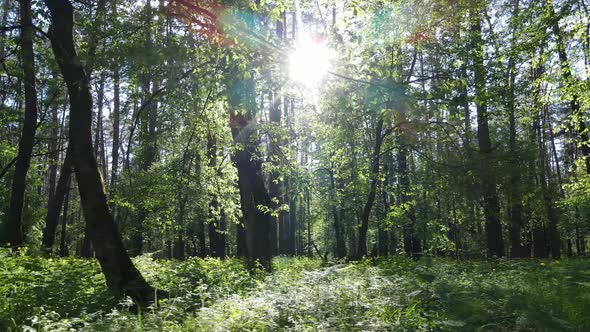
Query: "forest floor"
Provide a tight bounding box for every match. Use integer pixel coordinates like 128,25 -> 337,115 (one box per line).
1,251 -> 590,331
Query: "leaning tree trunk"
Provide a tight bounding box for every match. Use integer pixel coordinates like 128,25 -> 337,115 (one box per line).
7,0 -> 39,248
43,0 -> 106,254
43,0 -> 154,304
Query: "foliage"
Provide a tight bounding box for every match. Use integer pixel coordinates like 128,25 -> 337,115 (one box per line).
2,252 -> 590,331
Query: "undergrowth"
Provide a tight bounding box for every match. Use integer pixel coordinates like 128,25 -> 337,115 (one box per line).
1,249 -> 589,331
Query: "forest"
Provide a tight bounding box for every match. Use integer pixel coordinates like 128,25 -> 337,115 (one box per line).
1,0 -> 590,330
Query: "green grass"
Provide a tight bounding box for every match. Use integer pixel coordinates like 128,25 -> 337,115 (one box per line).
1,250 -> 589,331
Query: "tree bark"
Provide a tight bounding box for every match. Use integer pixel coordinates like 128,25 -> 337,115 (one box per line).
231,111 -> 273,269
329,168 -> 346,258
506,0 -> 524,258
93,73 -> 108,181
130,0 -> 157,256
530,49 -> 548,258
7,0 -> 39,248
110,67 -> 120,190
59,175 -> 71,257
470,6 -> 504,257
399,146 -> 421,257
236,217 -> 247,257
271,14 -> 288,255
42,150 -> 72,250
357,116 -> 384,258
539,105 -> 561,259
207,132 -> 226,258
547,2 -> 590,174
44,76 -> 61,252
43,0 -> 154,304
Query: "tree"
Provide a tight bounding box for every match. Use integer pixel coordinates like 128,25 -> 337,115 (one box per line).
6,0 -> 38,248
470,4 -> 504,257
43,0 -> 154,304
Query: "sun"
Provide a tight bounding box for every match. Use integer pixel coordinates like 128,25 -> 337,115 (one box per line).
288,36 -> 335,87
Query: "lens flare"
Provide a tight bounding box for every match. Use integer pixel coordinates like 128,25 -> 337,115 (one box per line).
288,37 -> 334,87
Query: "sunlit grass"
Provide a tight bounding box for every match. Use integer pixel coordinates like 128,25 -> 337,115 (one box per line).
1,252 -> 589,331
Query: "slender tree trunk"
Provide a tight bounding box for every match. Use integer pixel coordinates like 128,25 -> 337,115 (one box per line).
273,14 -> 291,255
130,0 -> 159,256
530,55 -> 547,258
539,105 -> 561,259
306,189 -> 311,257
59,176 -> 71,257
377,157 -> 392,256
110,67 -> 121,190
45,78 -> 61,251
42,150 -> 73,250
284,186 -> 294,255
506,0 -> 524,258
207,133 -> 226,258
47,90 -> 60,209
7,0 -> 39,247
197,214 -> 206,257
357,116 -> 384,258
329,168 -> 346,258
44,0 -> 154,304
399,146 -> 421,257
93,73 -> 108,182
173,190 -> 187,260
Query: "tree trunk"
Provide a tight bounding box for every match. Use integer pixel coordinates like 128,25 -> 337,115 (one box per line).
306,189 -> 312,257
130,0 -> 159,256
110,67 -> 120,190
357,116 -> 384,258
7,0 -> 39,248
267,18 -> 284,256
0,0 -> 10,60
329,168 -> 346,258
378,158 -> 392,256
93,73 -> 108,181
399,147 -> 421,257
236,217 -> 247,257
197,214 -> 207,257
44,76 -> 61,252
42,150 -> 73,250
470,7 -> 504,257
506,0 -> 524,258
547,2 -> 590,174
44,0 -> 154,304
230,111 -> 273,269
59,175 -> 71,257
538,105 -> 561,259
207,132 -> 226,258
